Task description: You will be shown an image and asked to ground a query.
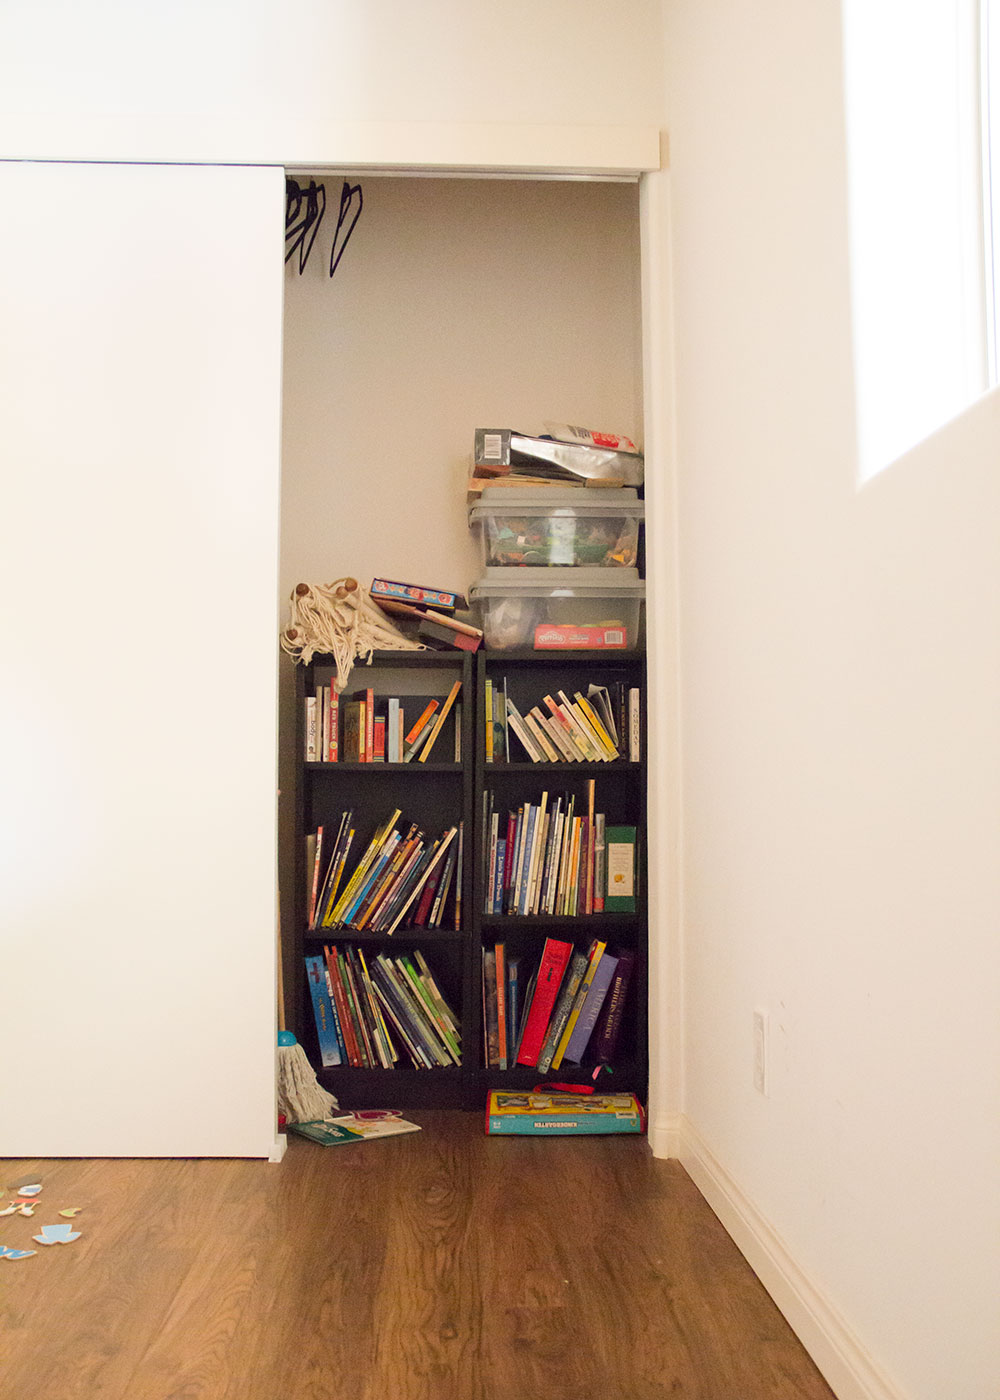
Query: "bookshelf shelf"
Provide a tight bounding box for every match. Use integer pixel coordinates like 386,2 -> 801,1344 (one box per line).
484,761 -> 641,775
480,913 -> 639,930
292,645 -> 647,1111
306,762 -> 464,775
303,927 -> 468,943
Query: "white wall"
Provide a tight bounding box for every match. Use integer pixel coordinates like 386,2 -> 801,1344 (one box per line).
280,177 -> 644,597
0,0 -> 666,165
0,162 -> 285,1157
662,2 -> 1000,1397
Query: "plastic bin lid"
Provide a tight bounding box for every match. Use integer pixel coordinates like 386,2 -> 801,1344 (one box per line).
470,566 -> 645,598
469,487 -> 643,520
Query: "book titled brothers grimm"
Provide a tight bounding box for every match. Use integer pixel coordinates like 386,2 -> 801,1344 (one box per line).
590,948 -> 635,1065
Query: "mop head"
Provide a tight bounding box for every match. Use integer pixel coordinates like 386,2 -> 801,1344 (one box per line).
277,1034 -> 339,1124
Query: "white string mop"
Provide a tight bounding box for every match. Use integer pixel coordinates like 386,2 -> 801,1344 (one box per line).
277,1030 -> 340,1125
280,576 -> 424,689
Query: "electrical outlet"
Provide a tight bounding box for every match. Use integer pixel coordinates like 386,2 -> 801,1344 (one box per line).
753,1007 -> 769,1096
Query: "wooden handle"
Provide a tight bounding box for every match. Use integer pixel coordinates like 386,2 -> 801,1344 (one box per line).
276,890 -> 287,1034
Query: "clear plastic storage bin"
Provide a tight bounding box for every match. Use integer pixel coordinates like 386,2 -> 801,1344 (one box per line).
468,487 -> 643,568
470,567 -> 645,650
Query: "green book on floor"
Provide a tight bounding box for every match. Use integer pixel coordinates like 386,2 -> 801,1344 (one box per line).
288,1120 -> 362,1146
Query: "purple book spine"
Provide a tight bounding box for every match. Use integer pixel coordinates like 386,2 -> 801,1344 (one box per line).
591,949 -> 636,1063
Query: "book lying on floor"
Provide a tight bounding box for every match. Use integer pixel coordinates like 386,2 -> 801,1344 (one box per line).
290,1114 -> 422,1146
484,1090 -> 645,1136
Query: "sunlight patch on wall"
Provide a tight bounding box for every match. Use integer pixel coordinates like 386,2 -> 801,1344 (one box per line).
842,0 -> 987,483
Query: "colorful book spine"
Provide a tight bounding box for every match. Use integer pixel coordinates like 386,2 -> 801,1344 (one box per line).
483,948 -> 499,1068
536,950 -> 588,1076
307,826 -> 324,929
418,679 -> 462,763
593,813 -> 606,913
562,951 -> 619,1064
591,948 -> 635,1064
551,940 -> 606,1071
494,942 -> 507,1069
485,1091 -> 644,1136
325,945 -> 362,1068
515,938 -> 573,1067
327,688 -> 339,761
604,825 -> 637,911
370,578 -> 466,611
505,955 -> 520,1059
402,700 -> 439,761
305,954 -> 343,1066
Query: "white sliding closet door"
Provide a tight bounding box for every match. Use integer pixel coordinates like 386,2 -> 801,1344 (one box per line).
0,162 -> 284,1156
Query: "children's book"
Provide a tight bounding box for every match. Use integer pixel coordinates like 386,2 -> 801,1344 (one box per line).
485,1091 -> 644,1136
290,1114 -> 421,1145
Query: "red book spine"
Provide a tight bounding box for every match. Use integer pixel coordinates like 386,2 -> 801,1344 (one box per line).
494,943 -> 507,1067
413,859 -> 442,927
325,944 -> 361,1067
328,691 -> 339,762
365,688 -> 375,762
516,939 -> 573,1067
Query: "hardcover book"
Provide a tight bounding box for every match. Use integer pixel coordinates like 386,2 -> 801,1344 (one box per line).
304,954 -> 343,1067
590,948 -> 635,1065
604,826 -> 637,911
561,951 -> 619,1064
515,938 -> 573,1067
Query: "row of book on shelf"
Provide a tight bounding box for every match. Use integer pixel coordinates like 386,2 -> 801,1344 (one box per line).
483,936 -> 633,1073
486,677 -> 639,764
307,809 -> 463,933
306,945 -> 461,1070
305,679 -> 462,764
483,781 -> 636,917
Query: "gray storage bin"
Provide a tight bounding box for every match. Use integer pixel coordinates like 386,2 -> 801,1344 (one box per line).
470,566 -> 645,650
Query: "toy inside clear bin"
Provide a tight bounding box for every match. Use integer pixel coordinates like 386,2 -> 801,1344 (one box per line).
471,567 -> 645,651
480,595 -> 540,648
469,488 -> 644,569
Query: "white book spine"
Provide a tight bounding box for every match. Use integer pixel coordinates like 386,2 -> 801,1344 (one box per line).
629,687 -> 641,761
305,696 -> 318,761
387,697 -> 400,762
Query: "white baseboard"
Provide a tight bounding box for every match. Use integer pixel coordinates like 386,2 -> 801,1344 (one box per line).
675,1118 -> 906,1400
268,1132 -> 287,1163
648,1110 -> 684,1160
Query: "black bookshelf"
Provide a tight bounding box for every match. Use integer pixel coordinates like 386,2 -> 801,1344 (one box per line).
292,646 -> 647,1111
473,649 -> 648,1103
293,650 -> 474,1109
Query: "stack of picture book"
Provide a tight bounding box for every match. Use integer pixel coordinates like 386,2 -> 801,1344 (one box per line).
305,679 -> 462,764
483,784 -> 635,918
291,1111 -> 423,1146
485,1090 -> 644,1136
307,809 -> 464,934
481,937 -> 634,1073
369,576 -> 483,653
305,945 -> 461,1070
484,678 -> 640,764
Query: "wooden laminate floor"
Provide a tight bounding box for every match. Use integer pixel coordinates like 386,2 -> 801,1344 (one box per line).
0,1111 -> 834,1400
